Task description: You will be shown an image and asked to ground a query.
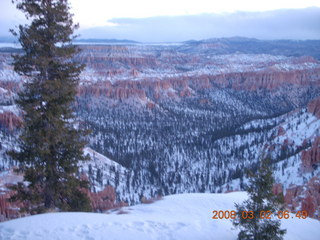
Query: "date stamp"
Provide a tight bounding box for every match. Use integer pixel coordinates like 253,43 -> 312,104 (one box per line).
212,210 -> 308,220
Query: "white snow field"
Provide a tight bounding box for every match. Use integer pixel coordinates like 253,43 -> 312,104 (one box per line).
0,192 -> 319,240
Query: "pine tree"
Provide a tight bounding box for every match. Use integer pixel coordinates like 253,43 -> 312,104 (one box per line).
9,0 -> 91,213
232,158 -> 286,240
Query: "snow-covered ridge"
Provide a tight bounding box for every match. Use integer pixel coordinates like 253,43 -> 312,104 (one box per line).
1,45 -> 319,84
77,45 -> 320,83
0,192 -> 319,240
83,147 -> 126,173
275,113 -> 320,147
81,147 -> 127,192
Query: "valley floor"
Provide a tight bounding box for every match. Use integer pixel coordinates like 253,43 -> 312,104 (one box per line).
0,192 -> 319,240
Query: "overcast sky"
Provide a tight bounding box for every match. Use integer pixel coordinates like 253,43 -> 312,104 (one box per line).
0,0 -> 320,42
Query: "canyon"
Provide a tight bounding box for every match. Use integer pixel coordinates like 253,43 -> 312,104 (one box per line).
0,38 -> 319,221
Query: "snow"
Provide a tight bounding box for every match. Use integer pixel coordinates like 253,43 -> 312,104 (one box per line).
0,87 -> 8,94
83,147 -> 126,173
276,112 -> 320,146
0,192 -> 319,240
0,169 -> 23,192
0,105 -> 20,115
80,147 -> 127,192
75,44 -> 320,83
0,43 -> 21,48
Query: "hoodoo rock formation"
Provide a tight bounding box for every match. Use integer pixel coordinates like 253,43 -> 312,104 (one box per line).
89,186 -> 128,212
0,111 -> 22,131
301,137 -> 320,172
284,176 -> 320,218
308,97 -> 320,119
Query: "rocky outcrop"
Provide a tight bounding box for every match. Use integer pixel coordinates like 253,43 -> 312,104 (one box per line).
272,183 -> 283,196
74,45 -> 320,100
89,186 -> 127,212
0,190 -> 26,222
0,184 -> 128,222
212,69 -> 320,91
78,82 -> 147,102
77,45 -> 158,70
0,81 -> 21,95
0,111 -> 22,131
308,97 -> 320,118
277,126 -> 286,137
301,137 -> 320,172
284,176 -> 320,218
0,170 -> 26,222
284,186 -> 303,211
0,191 -> 16,222
77,64 -> 320,103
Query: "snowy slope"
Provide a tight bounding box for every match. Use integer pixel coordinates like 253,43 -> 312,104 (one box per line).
81,147 -> 127,192
0,192 -> 319,240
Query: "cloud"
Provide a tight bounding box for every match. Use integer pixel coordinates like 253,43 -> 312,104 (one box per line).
1,5 -> 319,42
78,7 -> 320,42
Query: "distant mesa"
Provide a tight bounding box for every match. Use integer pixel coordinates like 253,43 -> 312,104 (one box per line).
74,38 -> 140,45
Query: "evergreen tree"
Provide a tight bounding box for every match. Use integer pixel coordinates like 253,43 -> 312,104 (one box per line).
232,158 -> 286,240
9,0 -> 91,213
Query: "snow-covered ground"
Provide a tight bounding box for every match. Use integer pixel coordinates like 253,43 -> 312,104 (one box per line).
0,192 -> 319,240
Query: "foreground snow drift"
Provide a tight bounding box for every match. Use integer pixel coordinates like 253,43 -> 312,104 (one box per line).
0,192 -> 319,240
